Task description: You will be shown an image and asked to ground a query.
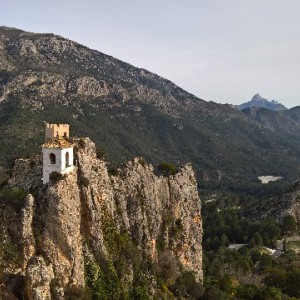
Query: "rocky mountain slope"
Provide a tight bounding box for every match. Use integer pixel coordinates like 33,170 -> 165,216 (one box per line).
0,137 -> 202,299
238,93 -> 287,111
1,26 -> 300,192
242,181 -> 300,222
242,106 -> 300,142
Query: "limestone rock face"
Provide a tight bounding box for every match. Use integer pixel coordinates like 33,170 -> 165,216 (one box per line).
8,156 -> 42,191
109,158 -> 203,280
6,137 -> 202,298
68,76 -> 111,97
25,256 -> 54,300
21,194 -> 35,269
40,170 -> 84,288
76,138 -> 203,281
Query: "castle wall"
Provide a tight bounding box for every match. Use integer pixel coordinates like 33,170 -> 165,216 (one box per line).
42,147 -> 74,184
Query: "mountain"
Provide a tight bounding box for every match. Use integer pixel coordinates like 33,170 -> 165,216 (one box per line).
238,93 -> 287,111
242,105 -> 300,139
1,26 -> 300,193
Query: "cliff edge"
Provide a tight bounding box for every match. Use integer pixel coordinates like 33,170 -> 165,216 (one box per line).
1,138 -> 202,299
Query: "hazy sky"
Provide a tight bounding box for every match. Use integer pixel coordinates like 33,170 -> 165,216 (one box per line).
1,0 -> 300,108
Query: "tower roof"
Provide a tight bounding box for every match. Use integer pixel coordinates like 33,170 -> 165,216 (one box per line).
42,138 -> 74,149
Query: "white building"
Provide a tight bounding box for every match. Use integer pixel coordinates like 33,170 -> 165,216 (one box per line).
42,125 -> 74,184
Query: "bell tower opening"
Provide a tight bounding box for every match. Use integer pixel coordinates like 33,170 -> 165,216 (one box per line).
65,152 -> 70,168
49,153 -> 56,164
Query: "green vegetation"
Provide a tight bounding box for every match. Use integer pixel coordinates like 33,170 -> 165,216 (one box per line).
83,203 -> 204,299
170,218 -> 184,239
0,234 -> 21,276
96,148 -> 106,160
202,194 -> 300,299
157,162 -> 178,176
85,258 -> 122,300
0,187 -> 27,212
0,186 -> 24,279
282,215 -> 298,235
49,171 -> 67,184
203,196 -> 283,250
84,247 -> 204,300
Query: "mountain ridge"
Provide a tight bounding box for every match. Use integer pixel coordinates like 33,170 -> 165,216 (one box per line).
1,26 -> 300,193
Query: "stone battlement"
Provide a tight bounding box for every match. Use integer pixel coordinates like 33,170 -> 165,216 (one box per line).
46,123 -> 69,128
45,123 -> 70,141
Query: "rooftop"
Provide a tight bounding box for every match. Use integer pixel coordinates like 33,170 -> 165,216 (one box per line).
42,138 -> 74,149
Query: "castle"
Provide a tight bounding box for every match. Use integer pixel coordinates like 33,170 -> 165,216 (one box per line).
42,123 -> 74,184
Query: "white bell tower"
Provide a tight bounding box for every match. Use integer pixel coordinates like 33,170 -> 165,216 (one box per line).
42,123 -> 74,184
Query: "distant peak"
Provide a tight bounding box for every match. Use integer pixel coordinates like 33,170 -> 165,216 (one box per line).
238,94 -> 287,111
251,93 -> 264,101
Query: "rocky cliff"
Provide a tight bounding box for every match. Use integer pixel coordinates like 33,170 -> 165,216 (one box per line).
0,138 -> 202,299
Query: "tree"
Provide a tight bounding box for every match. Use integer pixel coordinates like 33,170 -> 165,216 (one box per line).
220,234 -> 229,247
157,251 -> 180,285
237,284 -> 259,300
286,270 -> 300,297
259,254 -> 272,271
249,232 -> 263,247
261,286 -> 283,300
203,286 -> 226,300
157,162 -> 177,176
264,268 -> 287,290
282,215 -> 297,235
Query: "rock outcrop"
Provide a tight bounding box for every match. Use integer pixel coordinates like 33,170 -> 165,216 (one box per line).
3,137 -> 202,299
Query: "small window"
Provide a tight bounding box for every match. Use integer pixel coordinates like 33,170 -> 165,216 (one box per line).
49,153 -> 56,164
63,132 -> 67,138
65,152 -> 70,168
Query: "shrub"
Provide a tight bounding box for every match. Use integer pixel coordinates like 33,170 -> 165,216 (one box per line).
157,251 -> 180,285
108,168 -> 119,176
157,162 -> 177,176
170,218 -> 184,239
282,215 -> 297,235
96,148 -> 106,160
0,234 -> 22,276
132,272 -> 151,300
171,271 -> 204,299
29,160 -> 35,168
49,172 -> 66,184
138,157 -> 146,166
78,139 -> 86,149
84,257 -> 122,300
64,286 -> 92,300
0,187 -> 27,212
